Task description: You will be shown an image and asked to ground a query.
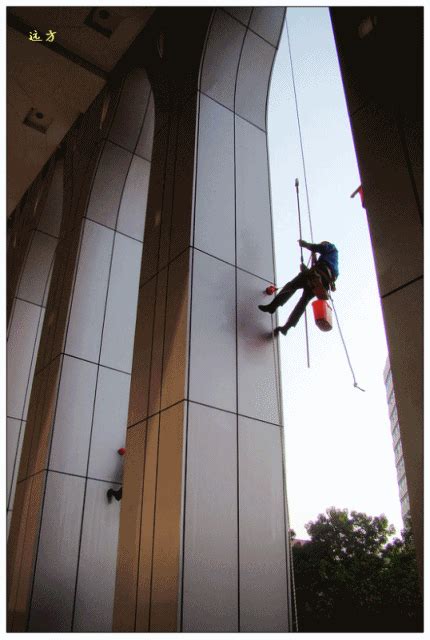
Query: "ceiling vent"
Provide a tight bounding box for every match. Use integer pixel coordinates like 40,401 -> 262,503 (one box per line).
23,108 -> 53,134
358,16 -> 378,39
84,8 -> 124,38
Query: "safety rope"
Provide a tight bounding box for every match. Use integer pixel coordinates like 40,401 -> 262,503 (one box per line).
286,20 -> 314,244
303,303 -> 310,369
329,295 -> 365,392
271,319 -> 299,631
272,322 -> 283,433
294,179 -> 310,368
289,7 -> 312,371
295,178 -> 304,265
268,285 -> 297,631
289,530 -> 299,631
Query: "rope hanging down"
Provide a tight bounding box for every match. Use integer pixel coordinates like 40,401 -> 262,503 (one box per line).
295,179 -> 304,265
286,20 -> 314,244
295,178 -> 310,369
329,295 -> 366,392
289,530 -> 300,631
288,16 -> 312,370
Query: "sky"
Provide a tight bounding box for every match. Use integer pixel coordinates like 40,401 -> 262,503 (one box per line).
268,7 -> 404,539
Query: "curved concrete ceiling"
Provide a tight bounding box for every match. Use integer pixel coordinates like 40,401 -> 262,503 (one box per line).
7,7 -> 154,215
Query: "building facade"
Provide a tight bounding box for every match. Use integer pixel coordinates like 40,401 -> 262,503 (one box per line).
7,7 -> 291,632
383,359 -> 410,524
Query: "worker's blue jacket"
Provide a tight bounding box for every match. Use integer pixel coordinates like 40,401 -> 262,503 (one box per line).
309,241 -> 339,279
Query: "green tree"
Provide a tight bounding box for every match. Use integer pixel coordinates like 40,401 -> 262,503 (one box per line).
378,518 -> 423,631
291,508 -> 422,632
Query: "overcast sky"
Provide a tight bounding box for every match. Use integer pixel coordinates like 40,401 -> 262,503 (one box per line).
268,7 -> 403,539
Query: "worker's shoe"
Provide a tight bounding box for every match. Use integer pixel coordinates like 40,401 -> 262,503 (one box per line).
274,324 -> 290,336
107,488 -> 122,502
258,303 -> 276,314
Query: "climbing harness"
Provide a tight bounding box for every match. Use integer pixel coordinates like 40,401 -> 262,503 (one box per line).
307,265 -> 331,301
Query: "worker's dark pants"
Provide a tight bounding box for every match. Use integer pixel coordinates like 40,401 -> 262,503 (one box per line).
271,271 -> 315,328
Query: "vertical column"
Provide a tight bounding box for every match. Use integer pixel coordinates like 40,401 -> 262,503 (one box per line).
114,91 -> 194,634
331,8 -> 423,585
7,67 -> 155,632
114,7 -> 290,632
7,156 -> 63,535
188,8 -> 289,632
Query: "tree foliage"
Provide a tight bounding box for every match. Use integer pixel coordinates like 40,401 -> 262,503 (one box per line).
291,508 -> 422,632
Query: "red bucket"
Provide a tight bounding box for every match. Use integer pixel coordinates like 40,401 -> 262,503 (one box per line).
312,299 -> 333,332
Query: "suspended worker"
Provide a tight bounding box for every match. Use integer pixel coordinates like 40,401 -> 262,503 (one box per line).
259,239 -> 339,335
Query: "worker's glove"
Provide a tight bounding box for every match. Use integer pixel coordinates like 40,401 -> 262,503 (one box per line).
298,239 -> 307,248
